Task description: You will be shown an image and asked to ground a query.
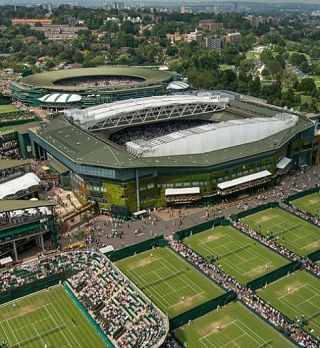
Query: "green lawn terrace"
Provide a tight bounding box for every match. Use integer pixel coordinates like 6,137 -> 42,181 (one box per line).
258,270 -> 320,339
0,104 -> 18,115
183,225 -> 289,284
291,192 -> 320,218
0,286 -> 106,348
174,302 -> 295,348
116,247 -> 224,318
241,207 -> 320,257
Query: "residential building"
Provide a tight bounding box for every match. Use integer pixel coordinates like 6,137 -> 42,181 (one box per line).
198,20 -> 224,31
11,19 -> 53,26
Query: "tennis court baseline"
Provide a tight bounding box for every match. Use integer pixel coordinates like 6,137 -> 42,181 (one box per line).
174,302 -> 295,348
116,247 -> 224,318
184,225 -> 289,284
258,270 -> 320,338
241,207 -> 320,256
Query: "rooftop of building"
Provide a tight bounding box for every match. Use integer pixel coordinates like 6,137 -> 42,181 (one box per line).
0,200 -> 54,213
0,159 -> 30,171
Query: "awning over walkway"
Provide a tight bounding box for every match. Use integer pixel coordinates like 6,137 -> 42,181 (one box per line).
0,256 -> 12,266
276,157 -> 292,169
0,172 -> 41,199
165,187 -> 200,196
99,245 -> 114,254
133,209 -> 148,217
218,171 -> 272,190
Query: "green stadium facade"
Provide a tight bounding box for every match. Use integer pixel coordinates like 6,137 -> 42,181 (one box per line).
26,95 -> 320,216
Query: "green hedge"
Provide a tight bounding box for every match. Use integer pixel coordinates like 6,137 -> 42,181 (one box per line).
307,249 -> 320,262
106,235 -> 168,261
283,187 -> 319,205
174,217 -> 229,241
169,291 -> 236,330
246,261 -> 301,290
230,202 -> 279,222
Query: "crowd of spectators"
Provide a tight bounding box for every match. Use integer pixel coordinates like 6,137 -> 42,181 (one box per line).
68,252 -> 167,347
58,76 -> 144,88
169,240 -> 320,348
109,119 -> 211,147
282,201 -> 320,227
0,250 -> 168,347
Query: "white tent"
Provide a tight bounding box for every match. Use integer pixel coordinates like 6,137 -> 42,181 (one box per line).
0,173 -> 41,199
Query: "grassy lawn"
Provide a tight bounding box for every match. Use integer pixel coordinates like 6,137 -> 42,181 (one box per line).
258,270 -> 320,338
183,225 -> 289,284
0,104 -> 18,115
116,247 -> 224,318
0,286 -> 106,348
219,64 -> 234,71
241,207 -> 320,256
174,302 -> 294,348
292,192 -> 320,217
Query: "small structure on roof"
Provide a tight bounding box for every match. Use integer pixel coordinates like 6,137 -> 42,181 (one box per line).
38,93 -> 82,104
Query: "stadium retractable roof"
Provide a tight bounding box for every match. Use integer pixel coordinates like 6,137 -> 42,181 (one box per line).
126,114 -> 299,158
64,94 -> 228,131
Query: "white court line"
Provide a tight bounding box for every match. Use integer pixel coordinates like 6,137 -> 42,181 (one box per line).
278,284 -> 307,300
0,321 -> 12,347
47,303 -> 80,348
33,323 -> 46,347
0,303 -> 52,325
125,256 -> 162,272
13,316 -> 52,333
7,319 -> 20,347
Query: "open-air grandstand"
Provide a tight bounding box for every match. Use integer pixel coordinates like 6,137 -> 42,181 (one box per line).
64,94 -> 227,131
10,67 -> 175,108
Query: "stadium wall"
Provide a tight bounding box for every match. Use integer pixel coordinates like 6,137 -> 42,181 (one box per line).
246,261 -> 301,290
0,270 -> 76,305
174,217 -> 229,240
283,187 -> 319,205
106,235 -> 168,262
169,291 -> 236,330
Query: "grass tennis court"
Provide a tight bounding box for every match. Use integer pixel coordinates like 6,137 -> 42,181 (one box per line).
184,226 -> 289,284
0,286 -> 106,348
116,247 -> 224,318
292,192 -> 320,217
241,207 -> 320,256
174,302 -> 294,348
258,270 -> 320,338
0,105 -> 18,114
